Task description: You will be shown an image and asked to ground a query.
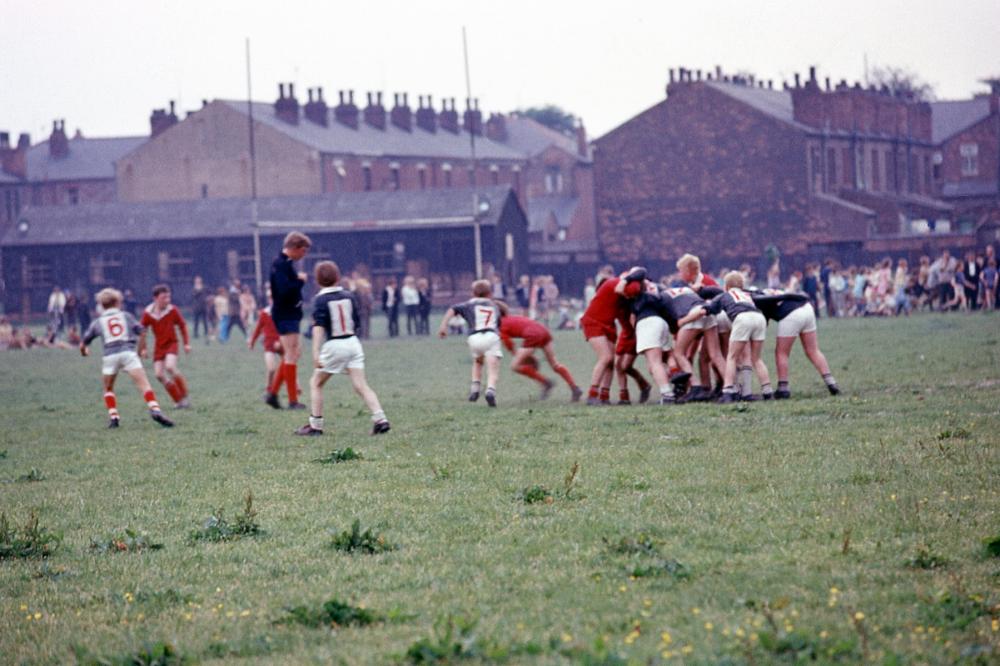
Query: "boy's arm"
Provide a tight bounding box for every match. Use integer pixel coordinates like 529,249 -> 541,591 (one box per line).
438,307 -> 457,338
80,320 -> 99,355
676,306 -> 706,327
312,326 -> 325,368
176,310 -> 191,352
249,315 -> 263,350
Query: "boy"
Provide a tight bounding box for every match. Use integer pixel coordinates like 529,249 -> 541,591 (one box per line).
140,284 -> 192,408
266,231 -> 311,410
80,288 -> 174,428
981,258 -> 997,311
249,292 -> 283,397
295,261 -> 390,436
499,314 -> 583,402
631,281 -> 681,404
439,279 -> 505,407
580,267 -> 645,405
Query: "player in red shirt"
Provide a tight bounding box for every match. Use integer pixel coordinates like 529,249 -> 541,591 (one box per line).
249,294 -> 284,398
579,267 -> 644,405
140,284 -> 191,408
500,315 -> 582,401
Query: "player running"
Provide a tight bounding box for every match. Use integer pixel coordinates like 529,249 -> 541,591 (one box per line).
751,288 -> 840,398
249,294 -> 283,399
294,261 -> 390,436
80,288 -> 174,428
140,284 -> 191,408
499,314 -> 583,402
438,279 -> 505,407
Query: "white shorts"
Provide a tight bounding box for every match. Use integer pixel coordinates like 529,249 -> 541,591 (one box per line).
102,350 -> 143,375
318,337 -> 365,374
467,331 -> 503,359
681,313 -> 717,331
635,317 -> 673,353
715,310 -> 732,334
776,304 -> 817,338
729,312 -> 767,342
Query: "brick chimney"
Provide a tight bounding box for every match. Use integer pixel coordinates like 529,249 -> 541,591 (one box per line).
304,87 -> 329,126
463,98 -> 482,136
576,120 -> 588,158
391,93 -> 412,132
416,95 -> 437,133
364,92 -> 386,130
0,131 -> 29,178
274,83 -> 300,125
150,100 -> 179,138
986,79 -> 1000,114
49,120 -> 69,159
439,98 -> 459,134
485,113 -> 507,142
334,90 -> 359,129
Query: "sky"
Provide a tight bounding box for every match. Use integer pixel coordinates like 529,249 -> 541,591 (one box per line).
2,0 -> 998,144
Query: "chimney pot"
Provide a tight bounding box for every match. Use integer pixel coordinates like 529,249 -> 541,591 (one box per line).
669,68 -> 675,83
339,90 -> 345,104
794,73 -> 801,87
279,83 -> 285,98
696,69 -> 702,81
809,66 -> 816,82
825,77 -> 831,91
288,83 -> 295,98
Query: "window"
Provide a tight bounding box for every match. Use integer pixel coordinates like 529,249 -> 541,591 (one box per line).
810,147 -> 822,193
545,167 -> 563,193
490,164 -> 499,186
512,167 -> 521,194
363,165 -> 373,191
442,163 -> 452,187
841,147 -> 851,186
68,187 -> 79,205
391,164 -> 401,190
826,148 -> 836,191
871,149 -> 880,191
418,165 -> 427,189
22,257 -> 53,289
90,254 -> 124,286
924,156 -> 931,193
226,249 -> 257,281
960,143 -> 979,176
158,252 -> 194,281
467,167 -> 476,186
4,189 -> 13,222
200,184 -> 208,199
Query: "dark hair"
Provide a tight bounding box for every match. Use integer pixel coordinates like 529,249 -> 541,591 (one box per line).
152,284 -> 171,297
315,260 -> 340,287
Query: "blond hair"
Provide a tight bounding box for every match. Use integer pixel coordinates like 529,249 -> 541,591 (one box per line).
96,288 -> 123,309
283,231 -> 312,250
676,253 -> 701,273
723,271 -> 745,290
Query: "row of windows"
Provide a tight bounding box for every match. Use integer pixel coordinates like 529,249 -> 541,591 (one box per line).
810,144 -> 934,195
332,160 -> 521,192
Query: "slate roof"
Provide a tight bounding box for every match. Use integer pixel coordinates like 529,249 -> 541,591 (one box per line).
502,114 -> 591,161
25,136 -> 146,182
526,195 -> 579,233
2,186 -> 519,247
930,99 -> 992,143
705,82 -> 803,128
220,100 -> 525,162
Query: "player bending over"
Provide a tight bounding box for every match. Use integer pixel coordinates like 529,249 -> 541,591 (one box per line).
439,279 -> 505,407
140,284 -> 191,408
295,261 -> 390,436
752,288 -> 840,398
680,272 -> 772,403
500,314 -> 582,402
80,288 -> 173,428
631,281 -> 681,404
249,293 -> 283,398
580,267 -> 644,405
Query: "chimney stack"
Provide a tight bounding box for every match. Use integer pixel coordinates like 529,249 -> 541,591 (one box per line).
485,112 -> 507,142
364,91 -> 386,130
576,120 -> 588,158
808,66 -> 817,86
149,100 -> 179,138
334,90 -> 359,129
49,119 -> 69,159
463,98 -> 483,135
274,82 -> 300,124
304,87 -> 329,126
391,93 -> 413,132
669,68 -> 675,84
439,98 -> 459,133
0,132 -> 29,178
794,73 -> 801,88
825,77 -> 831,91
416,94 -> 437,133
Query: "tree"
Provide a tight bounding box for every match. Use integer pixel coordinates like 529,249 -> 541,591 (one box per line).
869,66 -> 935,101
515,105 -> 577,135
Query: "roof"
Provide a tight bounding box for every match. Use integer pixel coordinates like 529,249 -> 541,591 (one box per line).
930,99 -> 991,143
526,195 -> 579,233
220,100 -> 525,162
0,171 -> 22,184
705,82 -> 802,127
942,181 -> 998,198
2,186 -> 520,247
502,114 -> 591,161
25,136 -> 146,182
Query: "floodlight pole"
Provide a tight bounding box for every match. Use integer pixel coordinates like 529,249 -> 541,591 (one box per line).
247,38 -> 263,296
463,26 -> 483,279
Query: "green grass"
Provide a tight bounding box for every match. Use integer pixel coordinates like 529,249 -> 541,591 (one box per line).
1,314 -> 999,664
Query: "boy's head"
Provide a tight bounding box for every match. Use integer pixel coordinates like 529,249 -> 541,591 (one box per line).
152,284 -> 171,305
97,287 -> 123,310
723,271 -> 745,291
283,231 -> 312,260
472,279 -> 492,298
676,254 -> 701,282
315,260 -> 341,287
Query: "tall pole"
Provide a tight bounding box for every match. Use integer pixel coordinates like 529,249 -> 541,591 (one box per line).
463,26 -> 483,279
247,38 -> 263,296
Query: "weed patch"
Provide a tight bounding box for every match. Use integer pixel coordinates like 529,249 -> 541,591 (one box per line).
330,519 -> 396,554
519,485 -> 553,504
921,589 -> 992,630
90,528 -> 164,554
313,448 -> 363,464
604,533 -> 689,582
984,535 -> 1000,558
74,641 -> 189,665
16,467 -> 44,482
278,598 -> 380,628
0,511 -> 61,559
905,545 -> 948,570
188,491 -> 262,543
404,615 -> 542,663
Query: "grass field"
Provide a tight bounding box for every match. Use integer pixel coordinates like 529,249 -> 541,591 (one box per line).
1,313 -> 999,664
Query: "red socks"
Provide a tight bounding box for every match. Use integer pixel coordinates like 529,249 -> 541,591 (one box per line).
272,363 -> 299,403
143,390 -> 160,410
588,385 -> 599,399
515,364 -> 549,386
174,375 -> 188,398
164,381 -> 183,403
599,387 -> 610,402
553,364 -> 577,389
104,391 -> 118,417
619,389 -> 630,402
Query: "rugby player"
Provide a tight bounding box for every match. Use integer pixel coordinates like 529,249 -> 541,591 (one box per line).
438,279 -> 506,407
499,314 -> 582,401
265,231 -> 311,410
140,284 -> 191,408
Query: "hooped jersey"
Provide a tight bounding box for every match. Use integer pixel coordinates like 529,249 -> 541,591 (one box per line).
632,286 -> 674,325
452,297 -> 501,333
704,288 -> 761,320
748,288 -> 810,321
83,308 -> 143,356
660,286 -> 707,320
313,287 -> 360,339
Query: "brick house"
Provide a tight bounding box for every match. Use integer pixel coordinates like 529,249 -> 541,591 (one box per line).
593,66 -> 986,275
0,122 -> 145,233
116,85 -> 597,285
1,186 -> 527,315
